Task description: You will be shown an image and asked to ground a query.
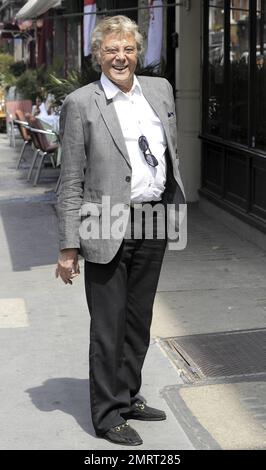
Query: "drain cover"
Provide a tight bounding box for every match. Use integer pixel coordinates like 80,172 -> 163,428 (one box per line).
161,328 -> 266,382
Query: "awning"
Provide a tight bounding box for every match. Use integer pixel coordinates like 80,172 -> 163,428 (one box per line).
15,0 -> 62,20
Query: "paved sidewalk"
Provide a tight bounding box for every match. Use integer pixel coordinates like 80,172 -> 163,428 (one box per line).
0,133 -> 266,450
0,133 -> 59,202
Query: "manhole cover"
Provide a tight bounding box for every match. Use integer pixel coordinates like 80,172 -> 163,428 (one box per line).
161,328 -> 266,382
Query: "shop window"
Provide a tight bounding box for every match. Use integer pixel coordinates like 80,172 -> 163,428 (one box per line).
207,0 -> 225,137
228,0 -> 249,144
204,0 -> 266,152
255,0 -> 266,151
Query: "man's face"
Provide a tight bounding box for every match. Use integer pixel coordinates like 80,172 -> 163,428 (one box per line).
98,32 -> 138,92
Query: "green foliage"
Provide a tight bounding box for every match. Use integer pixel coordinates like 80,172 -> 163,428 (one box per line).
0,53 -> 15,89
9,60 -> 26,77
50,56 -> 65,77
14,58 -> 66,101
0,45 -> 6,54
46,59 -> 100,104
15,69 -> 40,101
0,53 -> 14,73
1,48 -> 67,99
47,73 -> 80,104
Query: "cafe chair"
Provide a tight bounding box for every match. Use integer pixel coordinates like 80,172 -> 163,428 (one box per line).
26,115 -> 58,186
14,109 -> 32,169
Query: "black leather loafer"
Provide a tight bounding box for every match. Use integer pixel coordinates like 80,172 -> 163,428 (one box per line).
121,402 -> 167,421
101,423 -> 143,446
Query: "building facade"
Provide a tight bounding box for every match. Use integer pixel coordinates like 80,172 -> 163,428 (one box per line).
201,0 -> 266,232
0,1 -> 26,56
171,0 -> 266,236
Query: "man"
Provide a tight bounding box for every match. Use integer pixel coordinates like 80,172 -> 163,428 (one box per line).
56,15 -> 185,446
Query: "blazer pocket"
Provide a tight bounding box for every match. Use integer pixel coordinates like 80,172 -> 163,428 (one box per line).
168,116 -> 177,125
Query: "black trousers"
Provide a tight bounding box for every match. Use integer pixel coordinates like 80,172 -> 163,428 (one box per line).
84,209 -> 167,435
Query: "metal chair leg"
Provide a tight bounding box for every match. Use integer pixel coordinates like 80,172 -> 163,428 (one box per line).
8,122 -> 12,146
55,173 -> 61,194
16,141 -> 29,170
27,149 -> 40,181
33,152 -> 47,186
9,120 -> 16,148
49,154 -> 56,168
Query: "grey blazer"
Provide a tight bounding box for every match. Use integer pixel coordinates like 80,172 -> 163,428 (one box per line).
57,76 -> 185,263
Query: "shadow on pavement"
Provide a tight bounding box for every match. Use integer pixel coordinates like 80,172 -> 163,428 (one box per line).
25,377 -> 94,436
0,201 -> 58,271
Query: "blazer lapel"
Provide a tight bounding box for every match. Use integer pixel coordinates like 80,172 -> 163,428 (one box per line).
137,76 -> 175,156
94,84 -> 131,168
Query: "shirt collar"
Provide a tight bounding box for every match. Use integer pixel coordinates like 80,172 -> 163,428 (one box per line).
100,73 -> 142,99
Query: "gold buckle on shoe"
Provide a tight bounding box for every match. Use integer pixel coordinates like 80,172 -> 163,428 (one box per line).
136,403 -> 145,410
114,422 -> 128,432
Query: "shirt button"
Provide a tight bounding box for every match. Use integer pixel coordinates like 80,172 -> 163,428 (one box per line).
125,176 -> 131,182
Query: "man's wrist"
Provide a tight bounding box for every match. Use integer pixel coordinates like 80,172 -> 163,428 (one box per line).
61,248 -> 78,252
60,248 -> 78,259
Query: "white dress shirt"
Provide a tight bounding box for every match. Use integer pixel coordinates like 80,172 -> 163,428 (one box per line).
100,73 -> 167,203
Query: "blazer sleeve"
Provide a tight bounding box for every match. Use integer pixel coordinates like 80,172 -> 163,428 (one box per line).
56,94 -> 86,251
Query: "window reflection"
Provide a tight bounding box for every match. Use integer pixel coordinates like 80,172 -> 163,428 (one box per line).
206,0 -> 266,152
228,0 -> 249,144
255,0 -> 266,151
208,1 -> 225,136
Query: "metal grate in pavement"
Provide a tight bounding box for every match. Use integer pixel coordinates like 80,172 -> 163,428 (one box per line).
161,328 -> 266,382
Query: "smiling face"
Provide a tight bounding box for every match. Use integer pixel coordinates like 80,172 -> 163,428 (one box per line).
97,32 -> 138,93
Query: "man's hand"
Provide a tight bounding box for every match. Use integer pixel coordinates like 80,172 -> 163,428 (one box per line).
55,248 -> 80,285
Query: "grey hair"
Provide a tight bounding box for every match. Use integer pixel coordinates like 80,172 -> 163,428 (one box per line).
91,15 -> 143,72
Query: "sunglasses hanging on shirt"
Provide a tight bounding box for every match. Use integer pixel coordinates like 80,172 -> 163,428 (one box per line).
138,135 -> 159,167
